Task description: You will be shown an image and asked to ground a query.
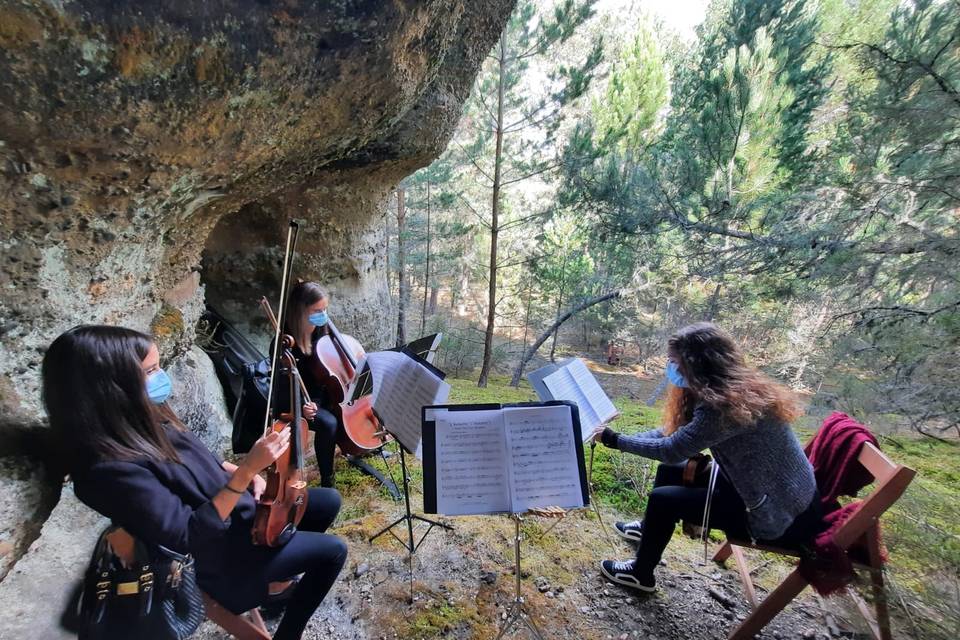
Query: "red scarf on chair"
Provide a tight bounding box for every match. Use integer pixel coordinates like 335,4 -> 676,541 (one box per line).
799,413 -> 885,595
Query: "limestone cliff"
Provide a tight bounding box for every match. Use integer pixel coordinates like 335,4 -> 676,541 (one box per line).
0,0 -> 515,610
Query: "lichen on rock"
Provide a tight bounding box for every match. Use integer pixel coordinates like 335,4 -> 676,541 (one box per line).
0,0 -> 516,601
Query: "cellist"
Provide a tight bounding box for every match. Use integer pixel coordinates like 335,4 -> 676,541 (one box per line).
48,325 -> 347,640
271,281 -> 339,488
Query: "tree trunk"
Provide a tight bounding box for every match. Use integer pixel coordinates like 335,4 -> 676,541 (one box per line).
420,181 -> 431,337
429,286 -> 439,315
548,251 -> 569,362
706,283 -> 722,320
478,33 -> 506,388
395,188 -> 408,348
521,279 -> 532,358
510,290 -> 622,387
385,211 -> 392,296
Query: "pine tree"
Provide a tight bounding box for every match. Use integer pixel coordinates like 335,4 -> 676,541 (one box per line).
455,0 -> 603,387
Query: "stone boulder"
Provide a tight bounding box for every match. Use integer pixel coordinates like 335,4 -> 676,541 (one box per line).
0,0 -> 516,612
166,345 -> 234,455
0,485 -> 107,640
0,455 -> 57,582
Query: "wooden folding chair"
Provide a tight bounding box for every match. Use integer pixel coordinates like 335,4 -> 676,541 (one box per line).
201,592 -> 270,640
713,442 -> 915,640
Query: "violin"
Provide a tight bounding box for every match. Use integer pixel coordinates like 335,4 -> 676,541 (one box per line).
310,320 -> 384,456
252,347 -> 309,547
252,221 -> 309,547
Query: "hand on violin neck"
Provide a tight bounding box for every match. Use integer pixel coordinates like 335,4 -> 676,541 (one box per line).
242,426 -> 291,474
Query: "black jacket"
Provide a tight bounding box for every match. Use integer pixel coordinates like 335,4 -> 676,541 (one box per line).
73,425 -> 276,613
271,326 -> 331,412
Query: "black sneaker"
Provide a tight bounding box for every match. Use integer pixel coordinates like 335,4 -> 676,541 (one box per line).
615,520 -> 643,543
599,559 -> 656,593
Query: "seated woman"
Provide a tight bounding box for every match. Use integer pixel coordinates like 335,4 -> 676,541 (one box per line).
273,281 -> 340,488
595,322 -> 823,592
43,325 -> 347,640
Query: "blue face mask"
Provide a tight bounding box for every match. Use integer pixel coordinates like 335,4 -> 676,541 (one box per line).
666,360 -> 688,388
146,369 -> 172,404
308,310 -> 329,327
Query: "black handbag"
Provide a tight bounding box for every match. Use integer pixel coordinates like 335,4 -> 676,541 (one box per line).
77,526 -> 204,640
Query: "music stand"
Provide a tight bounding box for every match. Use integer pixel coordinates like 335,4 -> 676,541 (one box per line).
496,509 -> 564,640
367,431 -> 452,603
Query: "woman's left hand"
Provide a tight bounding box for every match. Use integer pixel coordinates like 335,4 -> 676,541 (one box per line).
590,425 -> 606,443
251,473 -> 266,500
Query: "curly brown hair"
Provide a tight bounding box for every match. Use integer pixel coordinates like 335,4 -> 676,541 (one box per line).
662,322 -> 802,434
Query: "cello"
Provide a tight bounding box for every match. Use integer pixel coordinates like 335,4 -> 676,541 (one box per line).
252,221 -> 309,547
310,320 -> 385,456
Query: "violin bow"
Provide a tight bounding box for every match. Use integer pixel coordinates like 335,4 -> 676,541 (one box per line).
262,221 -> 300,435
588,438 -> 618,552
259,296 -> 312,404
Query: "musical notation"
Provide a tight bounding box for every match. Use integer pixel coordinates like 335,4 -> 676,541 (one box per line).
359,350 -> 450,455
429,404 -> 586,515
503,406 -> 584,512
542,358 -> 619,439
435,410 -> 510,515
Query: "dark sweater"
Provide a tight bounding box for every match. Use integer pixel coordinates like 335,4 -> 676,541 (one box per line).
271,326 -> 330,412
605,404 -> 816,540
73,426 -> 275,613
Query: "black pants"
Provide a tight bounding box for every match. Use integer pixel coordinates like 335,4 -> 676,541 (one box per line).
309,409 -> 338,488
633,462 -> 823,576
262,487 -> 347,640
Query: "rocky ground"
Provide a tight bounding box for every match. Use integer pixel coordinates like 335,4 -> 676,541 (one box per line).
191,450 -> 876,640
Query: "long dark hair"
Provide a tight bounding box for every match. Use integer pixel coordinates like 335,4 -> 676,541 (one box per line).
285,281 -> 327,351
42,325 -> 180,473
663,322 -> 801,433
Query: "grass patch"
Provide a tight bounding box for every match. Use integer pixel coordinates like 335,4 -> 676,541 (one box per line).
389,591 -> 490,639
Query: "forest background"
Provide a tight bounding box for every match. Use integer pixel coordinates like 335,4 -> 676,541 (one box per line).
388,0 -> 959,440
377,1 -> 959,635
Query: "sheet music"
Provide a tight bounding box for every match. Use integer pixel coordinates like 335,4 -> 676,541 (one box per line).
542,359 -> 618,439
566,358 -> 619,424
543,366 -> 601,436
503,405 -> 585,512
434,410 -> 510,515
363,350 -> 451,455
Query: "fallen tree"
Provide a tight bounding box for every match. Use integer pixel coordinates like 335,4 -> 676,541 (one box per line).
509,290 -> 622,387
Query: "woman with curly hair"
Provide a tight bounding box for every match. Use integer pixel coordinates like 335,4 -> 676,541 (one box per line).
595,322 -> 823,592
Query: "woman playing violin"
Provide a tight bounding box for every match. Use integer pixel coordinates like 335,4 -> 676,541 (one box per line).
594,322 -> 824,593
44,325 -> 347,640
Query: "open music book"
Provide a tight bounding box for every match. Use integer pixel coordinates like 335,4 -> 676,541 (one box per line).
421,402 -> 589,516
527,358 -> 619,440
347,349 -> 450,457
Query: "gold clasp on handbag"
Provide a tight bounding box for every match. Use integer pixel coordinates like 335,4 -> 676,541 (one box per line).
116,581 -> 139,596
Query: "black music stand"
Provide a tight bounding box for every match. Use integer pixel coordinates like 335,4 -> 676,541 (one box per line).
359,353 -> 453,602
367,427 -> 452,603
497,513 -> 547,640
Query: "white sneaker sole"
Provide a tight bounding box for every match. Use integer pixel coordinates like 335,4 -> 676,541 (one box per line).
600,564 -> 656,593
615,527 -> 643,543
